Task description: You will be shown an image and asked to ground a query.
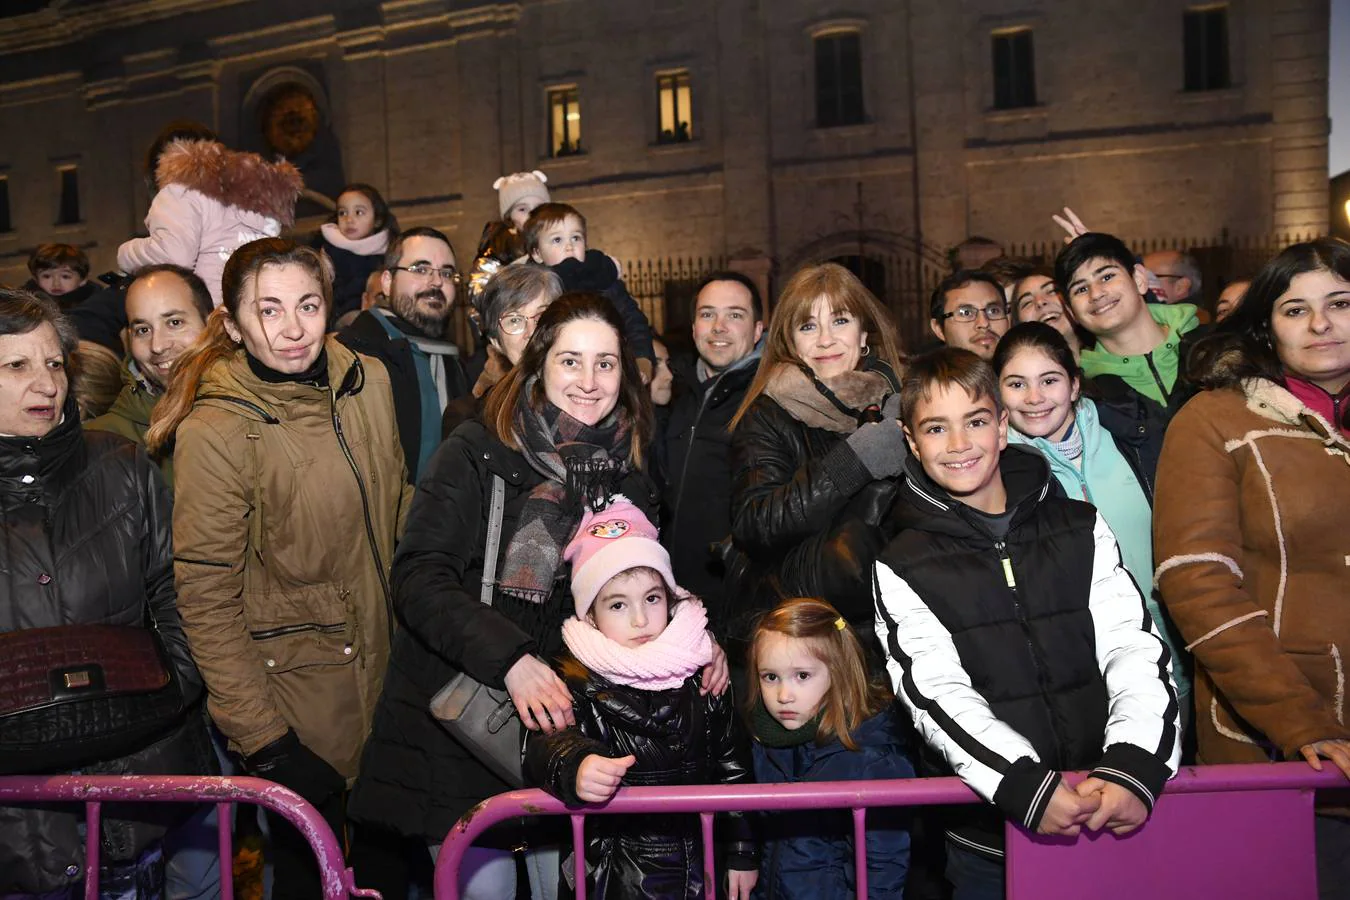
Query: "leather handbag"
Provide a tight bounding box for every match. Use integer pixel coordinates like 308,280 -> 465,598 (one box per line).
0,622 -> 187,775
430,475 -> 526,788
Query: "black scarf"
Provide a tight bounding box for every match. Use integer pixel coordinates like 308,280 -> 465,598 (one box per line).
498,380 -> 632,604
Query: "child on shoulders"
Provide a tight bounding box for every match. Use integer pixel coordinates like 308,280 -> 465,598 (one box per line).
522,202 -> 655,378
524,497 -> 758,900
316,183 -> 396,322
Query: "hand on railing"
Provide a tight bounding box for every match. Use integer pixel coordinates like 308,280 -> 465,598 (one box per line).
1300,739 -> 1350,779
504,654 -> 576,733
1036,779 -> 1100,837
576,753 -> 636,803
1075,777 -> 1149,836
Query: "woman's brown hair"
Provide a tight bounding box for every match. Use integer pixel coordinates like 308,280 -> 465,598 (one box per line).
731,263 -> 904,430
147,238 -> 332,452
482,291 -> 652,471
745,597 -> 893,750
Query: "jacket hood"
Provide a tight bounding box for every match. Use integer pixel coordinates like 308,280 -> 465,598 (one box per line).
1080,303 -> 1201,378
155,139 -> 303,226
896,444 -> 1052,540
195,336 -> 363,423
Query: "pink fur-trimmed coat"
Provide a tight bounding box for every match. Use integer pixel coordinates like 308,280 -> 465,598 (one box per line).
1154,377 -> 1350,766
118,140 -> 303,307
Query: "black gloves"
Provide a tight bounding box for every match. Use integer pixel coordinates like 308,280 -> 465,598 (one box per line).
244,729 -> 345,806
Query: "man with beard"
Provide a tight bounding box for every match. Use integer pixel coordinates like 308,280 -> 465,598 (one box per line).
339,226 -> 468,482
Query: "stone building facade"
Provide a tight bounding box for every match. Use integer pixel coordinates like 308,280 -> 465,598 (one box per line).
0,0 -> 1329,340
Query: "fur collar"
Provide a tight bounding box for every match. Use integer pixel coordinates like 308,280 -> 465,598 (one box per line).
763,362 -> 892,433
1242,377 -> 1350,451
155,139 -> 303,225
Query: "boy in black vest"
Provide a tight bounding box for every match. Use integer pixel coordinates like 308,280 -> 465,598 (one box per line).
873,347 -> 1180,900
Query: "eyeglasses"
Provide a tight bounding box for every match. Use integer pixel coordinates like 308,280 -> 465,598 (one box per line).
941,303 -> 1009,323
499,310 -> 544,335
391,264 -> 458,281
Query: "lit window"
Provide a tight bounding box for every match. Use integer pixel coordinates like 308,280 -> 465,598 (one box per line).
656,70 -> 692,143
56,166 -> 80,225
991,28 -> 1037,110
548,86 -> 582,158
1184,5 -> 1230,91
814,30 -> 865,128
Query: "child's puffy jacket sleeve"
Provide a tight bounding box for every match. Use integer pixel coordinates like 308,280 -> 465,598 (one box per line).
117,184 -> 202,273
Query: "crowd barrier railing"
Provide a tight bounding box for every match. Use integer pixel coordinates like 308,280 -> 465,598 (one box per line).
0,774 -> 378,900
434,762 -> 1345,900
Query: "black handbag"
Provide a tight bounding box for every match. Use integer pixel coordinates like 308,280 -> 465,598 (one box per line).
0,621 -> 187,775
430,474 -> 527,787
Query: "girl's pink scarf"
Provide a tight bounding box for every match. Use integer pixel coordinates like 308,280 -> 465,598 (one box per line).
320,222 -> 390,256
562,597 -> 713,690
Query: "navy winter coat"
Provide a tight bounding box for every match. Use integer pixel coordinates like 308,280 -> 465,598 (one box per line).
751,708 -> 913,899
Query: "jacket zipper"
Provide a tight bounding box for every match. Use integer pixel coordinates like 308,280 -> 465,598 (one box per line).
994,540 -> 1064,769
330,388 -> 395,644
1143,353 -> 1171,405
249,622 -> 346,640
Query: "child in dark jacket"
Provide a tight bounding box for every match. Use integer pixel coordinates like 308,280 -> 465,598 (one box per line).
747,597 -> 913,899
524,497 -> 758,900
521,202 -> 656,378
874,347 -> 1181,900
315,183 -> 396,321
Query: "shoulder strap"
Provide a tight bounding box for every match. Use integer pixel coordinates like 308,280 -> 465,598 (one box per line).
480,474 -> 506,606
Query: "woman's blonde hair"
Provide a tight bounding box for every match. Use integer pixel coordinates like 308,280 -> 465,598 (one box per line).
147,238 -> 331,452
731,263 -> 903,429
745,597 -> 892,750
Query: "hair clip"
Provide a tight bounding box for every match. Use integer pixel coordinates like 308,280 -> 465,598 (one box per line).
834,617 -> 846,631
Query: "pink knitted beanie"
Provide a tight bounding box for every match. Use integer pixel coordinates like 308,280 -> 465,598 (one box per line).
563,496 -> 677,619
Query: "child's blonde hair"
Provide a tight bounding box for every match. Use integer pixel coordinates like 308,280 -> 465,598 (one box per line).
745,597 -> 892,750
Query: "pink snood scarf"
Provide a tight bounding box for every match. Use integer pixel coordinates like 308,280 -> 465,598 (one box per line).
320,222 -> 390,256
562,597 -> 714,690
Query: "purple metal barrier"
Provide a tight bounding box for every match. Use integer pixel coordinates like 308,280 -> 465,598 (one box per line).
433,763 -> 1346,900
0,775 -> 380,900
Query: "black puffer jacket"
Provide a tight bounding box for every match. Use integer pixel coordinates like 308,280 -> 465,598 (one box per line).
347,419 -> 659,842
523,662 -> 756,899
727,384 -> 898,663
0,405 -> 212,894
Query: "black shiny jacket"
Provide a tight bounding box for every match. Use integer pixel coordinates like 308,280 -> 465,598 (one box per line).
524,661 -> 757,899
0,404 -> 212,894
727,385 -> 898,663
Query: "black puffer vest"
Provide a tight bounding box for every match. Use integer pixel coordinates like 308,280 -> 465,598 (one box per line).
876,448 -> 1105,850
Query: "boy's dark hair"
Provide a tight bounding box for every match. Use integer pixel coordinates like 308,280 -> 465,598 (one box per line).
929,269 -> 1005,322
1053,233 -> 1136,298
691,270 -> 764,322
28,243 -> 90,279
522,202 -> 586,256
383,226 -> 454,271
126,264 -> 214,323
900,346 -> 1002,431
333,182 -> 395,236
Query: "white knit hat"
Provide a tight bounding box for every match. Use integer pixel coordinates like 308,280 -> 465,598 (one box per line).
493,170 -> 550,219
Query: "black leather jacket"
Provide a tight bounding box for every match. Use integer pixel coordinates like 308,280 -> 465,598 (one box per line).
0,403 -> 211,894
524,662 -> 757,899
727,390 -> 898,662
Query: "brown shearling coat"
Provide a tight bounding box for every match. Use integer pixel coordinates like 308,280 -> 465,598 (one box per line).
1154,377 -> 1350,766
171,337 -> 411,780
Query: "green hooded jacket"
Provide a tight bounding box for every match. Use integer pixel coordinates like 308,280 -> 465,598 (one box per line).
86,362 -> 174,489
1079,303 -> 1201,406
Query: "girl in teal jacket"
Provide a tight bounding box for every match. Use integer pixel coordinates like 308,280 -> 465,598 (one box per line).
993,323 -> 1191,706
